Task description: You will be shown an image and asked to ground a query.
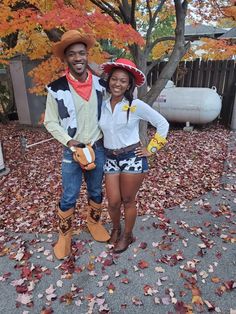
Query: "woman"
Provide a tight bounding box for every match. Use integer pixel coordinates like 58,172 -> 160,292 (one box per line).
99,58 -> 169,253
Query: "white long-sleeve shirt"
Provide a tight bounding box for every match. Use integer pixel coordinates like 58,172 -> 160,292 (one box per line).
99,97 -> 169,149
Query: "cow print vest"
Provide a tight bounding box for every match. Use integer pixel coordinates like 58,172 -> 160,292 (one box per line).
46,75 -> 105,137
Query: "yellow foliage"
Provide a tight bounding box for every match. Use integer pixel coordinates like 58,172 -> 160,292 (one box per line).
217,17 -> 236,28
152,41 -> 197,62
28,56 -> 65,95
152,41 -> 174,60
89,46 -> 109,64
9,31 -> 52,60
222,5 -> 236,20
135,1 -> 174,25
182,48 -> 197,61
200,38 -> 236,60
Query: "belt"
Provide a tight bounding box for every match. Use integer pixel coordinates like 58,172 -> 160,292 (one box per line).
70,138 -> 103,152
105,142 -> 140,156
92,138 -> 103,149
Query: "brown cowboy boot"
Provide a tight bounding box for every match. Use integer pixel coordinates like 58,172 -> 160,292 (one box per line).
113,232 -> 134,254
54,207 -> 74,260
86,200 -> 110,242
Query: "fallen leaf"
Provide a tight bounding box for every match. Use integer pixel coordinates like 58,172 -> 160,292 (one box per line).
132,297 -> 143,306
138,260 -> 149,269
16,293 -> 32,305
107,283 -> 115,294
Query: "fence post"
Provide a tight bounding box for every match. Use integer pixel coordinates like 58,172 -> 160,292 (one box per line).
0,141 -> 10,177
231,85 -> 236,130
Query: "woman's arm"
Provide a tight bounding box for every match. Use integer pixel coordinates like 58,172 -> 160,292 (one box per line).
134,99 -> 169,157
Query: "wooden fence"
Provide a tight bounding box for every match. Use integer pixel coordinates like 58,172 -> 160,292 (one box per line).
1,59 -> 235,126
148,59 -> 236,127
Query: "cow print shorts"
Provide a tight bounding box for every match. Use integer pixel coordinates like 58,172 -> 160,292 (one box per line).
104,151 -> 149,174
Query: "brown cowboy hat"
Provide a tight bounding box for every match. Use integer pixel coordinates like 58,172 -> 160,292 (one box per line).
52,30 -> 95,61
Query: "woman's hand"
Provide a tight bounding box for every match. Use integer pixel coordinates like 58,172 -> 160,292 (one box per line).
135,145 -> 153,157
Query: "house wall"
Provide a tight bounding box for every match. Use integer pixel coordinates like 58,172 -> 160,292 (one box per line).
9,56 -> 46,126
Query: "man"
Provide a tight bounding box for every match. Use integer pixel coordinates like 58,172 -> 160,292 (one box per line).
44,30 -> 110,260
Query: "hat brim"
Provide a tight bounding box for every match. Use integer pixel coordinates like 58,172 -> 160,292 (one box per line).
101,62 -> 146,87
52,35 -> 95,61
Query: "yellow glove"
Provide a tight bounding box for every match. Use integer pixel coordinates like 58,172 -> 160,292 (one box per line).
147,133 -> 167,154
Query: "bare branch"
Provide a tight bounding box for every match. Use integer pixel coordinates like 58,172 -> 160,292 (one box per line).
130,0 -> 137,29
212,0 -> 232,19
89,0 -> 121,23
119,0 -> 131,24
146,0 -> 167,46
44,29 -> 63,42
146,0 -> 153,20
145,36 -> 175,57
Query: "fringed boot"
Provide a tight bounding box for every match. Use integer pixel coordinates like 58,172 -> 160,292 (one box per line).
86,200 -> 110,242
53,207 -> 74,259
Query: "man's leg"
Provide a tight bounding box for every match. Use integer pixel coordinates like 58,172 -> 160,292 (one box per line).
84,146 -> 110,242
54,149 -> 83,259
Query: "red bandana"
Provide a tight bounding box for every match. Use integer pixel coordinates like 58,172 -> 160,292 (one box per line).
66,68 -> 92,101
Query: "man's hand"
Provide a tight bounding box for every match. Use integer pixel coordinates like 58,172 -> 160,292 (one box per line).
67,139 -> 81,148
73,144 -> 96,171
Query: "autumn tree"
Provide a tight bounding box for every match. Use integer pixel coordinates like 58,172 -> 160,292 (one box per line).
86,0 -> 234,139
89,1 -> 236,101
0,0 -> 144,94
0,0 -> 235,129
188,0 -> 236,60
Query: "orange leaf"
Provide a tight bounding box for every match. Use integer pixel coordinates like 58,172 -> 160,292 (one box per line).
211,276 -> 221,283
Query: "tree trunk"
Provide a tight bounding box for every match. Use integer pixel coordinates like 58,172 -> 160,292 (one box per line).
137,1 -> 189,143
142,0 -> 189,106
90,0 -> 189,143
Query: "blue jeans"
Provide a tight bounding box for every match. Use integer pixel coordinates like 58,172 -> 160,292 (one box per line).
60,146 -> 105,211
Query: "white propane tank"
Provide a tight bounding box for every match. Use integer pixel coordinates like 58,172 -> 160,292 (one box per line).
153,81 -> 222,124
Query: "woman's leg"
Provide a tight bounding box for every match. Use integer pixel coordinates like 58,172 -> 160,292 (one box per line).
105,173 -> 122,243
113,173 -> 146,253
121,173 -> 146,233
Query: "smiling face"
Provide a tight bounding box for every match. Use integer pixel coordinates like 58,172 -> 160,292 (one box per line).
64,42 -> 88,81
108,68 -> 131,102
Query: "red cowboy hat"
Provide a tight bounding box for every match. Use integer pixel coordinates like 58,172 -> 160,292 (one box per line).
101,58 -> 146,87
52,30 -> 95,61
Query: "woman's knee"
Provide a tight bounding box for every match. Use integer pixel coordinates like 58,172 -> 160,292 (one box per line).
108,200 -> 121,211
122,197 -> 136,209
